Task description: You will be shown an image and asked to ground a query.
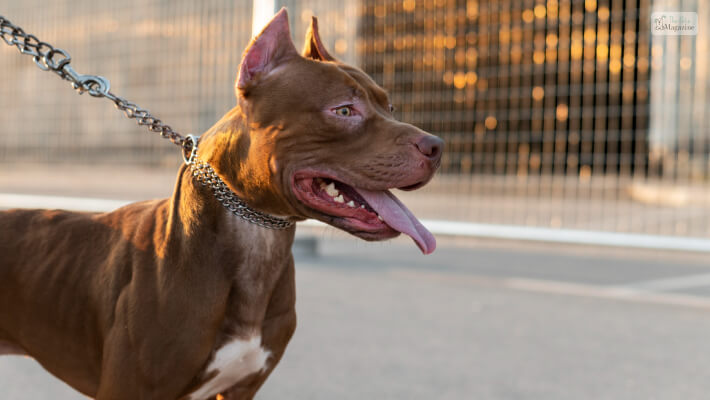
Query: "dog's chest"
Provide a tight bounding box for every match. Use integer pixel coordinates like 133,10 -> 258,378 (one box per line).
184,218 -> 289,399
187,335 -> 270,399
182,215 -> 293,398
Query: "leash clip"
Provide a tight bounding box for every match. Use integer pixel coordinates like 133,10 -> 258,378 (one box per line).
62,64 -> 111,97
182,134 -> 199,164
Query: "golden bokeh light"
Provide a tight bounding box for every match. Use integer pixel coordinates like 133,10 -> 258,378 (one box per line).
579,165 -> 592,182
485,116 -> 498,130
529,154 -> 541,169
466,49 -> 478,67
596,44 -> 608,60
556,104 -> 569,121
534,5 -> 546,19
546,49 -> 557,63
583,28 -> 596,44
403,0 -> 416,12
598,6 -> 610,21
609,59 -> 622,73
455,49 -> 466,65
510,46 -> 522,63
547,0 -> 559,19
522,9 -> 534,23
623,54 -> 635,68
453,72 -> 466,89
499,29 -> 510,44
467,0 -> 479,19
546,33 -> 558,48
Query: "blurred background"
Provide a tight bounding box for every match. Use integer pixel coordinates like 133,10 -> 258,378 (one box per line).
1,1 -> 710,399
1,0 -> 709,239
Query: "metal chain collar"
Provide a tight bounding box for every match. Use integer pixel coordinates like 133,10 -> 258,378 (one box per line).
184,136 -> 293,230
1,16 -> 292,230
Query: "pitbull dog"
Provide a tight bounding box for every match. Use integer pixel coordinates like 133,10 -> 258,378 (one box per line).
0,8 -> 442,400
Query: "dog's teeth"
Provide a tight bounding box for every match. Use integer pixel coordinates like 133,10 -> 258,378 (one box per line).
360,205 -> 365,209
325,182 -> 339,197
334,194 -> 344,203
377,215 -> 384,221
347,200 -> 355,207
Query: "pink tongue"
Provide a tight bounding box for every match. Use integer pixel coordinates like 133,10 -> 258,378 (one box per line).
354,188 -> 436,254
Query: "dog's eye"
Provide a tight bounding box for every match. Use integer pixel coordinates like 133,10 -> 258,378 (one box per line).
333,105 -> 353,117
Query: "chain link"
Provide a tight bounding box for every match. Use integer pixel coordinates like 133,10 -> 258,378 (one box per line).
0,15 -> 188,149
188,150 -> 293,230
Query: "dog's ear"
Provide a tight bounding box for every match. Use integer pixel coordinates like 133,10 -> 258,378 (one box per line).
237,8 -> 298,93
302,17 -> 335,62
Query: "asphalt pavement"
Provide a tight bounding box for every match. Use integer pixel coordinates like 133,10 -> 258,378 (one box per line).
1,232 -> 710,399
2,165 -> 710,398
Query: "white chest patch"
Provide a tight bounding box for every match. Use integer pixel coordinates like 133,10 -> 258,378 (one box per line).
188,336 -> 270,400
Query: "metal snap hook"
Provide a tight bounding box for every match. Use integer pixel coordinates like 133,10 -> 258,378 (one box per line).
61,64 -> 111,96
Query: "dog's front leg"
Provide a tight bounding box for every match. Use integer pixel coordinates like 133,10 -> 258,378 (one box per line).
214,312 -> 296,400
215,310 -> 297,400
217,258 -> 297,400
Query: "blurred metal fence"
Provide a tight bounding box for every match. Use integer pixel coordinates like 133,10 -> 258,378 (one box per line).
1,0 -> 709,241
0,0 -> 253,166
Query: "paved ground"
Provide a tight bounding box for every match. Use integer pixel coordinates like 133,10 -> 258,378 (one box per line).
1,165 -> 710,398
1,233 -> 710,399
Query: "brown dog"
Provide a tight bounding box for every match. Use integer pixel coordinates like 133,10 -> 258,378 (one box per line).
0,9 -> 442,400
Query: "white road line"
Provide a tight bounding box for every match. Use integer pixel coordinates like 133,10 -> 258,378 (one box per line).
303,219 -> 710,253
392,269 -> 710,310
3,193 -> 710,253
420,220 -> 710,253
624,272 -> 710,292
0,193 -> 130,213
505,277 -> 710,309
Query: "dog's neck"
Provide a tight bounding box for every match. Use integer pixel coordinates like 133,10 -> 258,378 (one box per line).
169,160 -> 296,267
183,103 -> 299,225
191,105 -> 290,217
168,103 -> 297,258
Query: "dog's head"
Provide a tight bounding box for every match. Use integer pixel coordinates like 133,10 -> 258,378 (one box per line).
204,8 -> 443,254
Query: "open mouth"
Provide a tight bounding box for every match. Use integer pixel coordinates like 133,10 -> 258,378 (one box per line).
292,173 -> 436,254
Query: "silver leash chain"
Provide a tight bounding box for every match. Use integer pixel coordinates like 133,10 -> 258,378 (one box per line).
0,15 -> 188,149
1,16 -> 293,230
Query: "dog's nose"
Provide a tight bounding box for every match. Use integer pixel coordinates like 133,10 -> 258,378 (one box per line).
415,135 -> 443,161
